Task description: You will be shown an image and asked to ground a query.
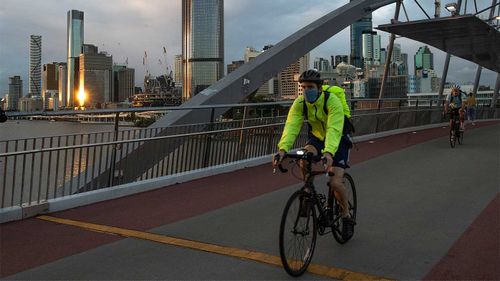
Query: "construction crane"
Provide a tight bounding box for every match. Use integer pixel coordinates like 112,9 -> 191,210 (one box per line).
163,46 -> 169,74
143,51 -> 150,76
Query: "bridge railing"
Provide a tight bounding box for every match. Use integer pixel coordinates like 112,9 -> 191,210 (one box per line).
1,100 -> 498,210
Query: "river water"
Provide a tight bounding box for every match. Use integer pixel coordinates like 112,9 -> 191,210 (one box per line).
0,120 -> 117,141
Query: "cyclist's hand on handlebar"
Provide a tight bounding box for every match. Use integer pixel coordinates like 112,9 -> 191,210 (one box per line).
273,150 -> 286,167
322,152 -> 334,173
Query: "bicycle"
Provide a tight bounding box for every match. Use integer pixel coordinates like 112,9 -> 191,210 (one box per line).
449,109 -> 464,148
273,150 -> 357,277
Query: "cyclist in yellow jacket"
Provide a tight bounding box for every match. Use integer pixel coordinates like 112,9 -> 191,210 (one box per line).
273,69 -> 355,239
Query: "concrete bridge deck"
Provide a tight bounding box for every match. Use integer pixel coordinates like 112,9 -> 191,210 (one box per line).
1,121 -> 498,280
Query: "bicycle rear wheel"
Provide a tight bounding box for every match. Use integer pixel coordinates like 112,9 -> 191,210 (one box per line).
332,173 -> 357,244
458,129 -> 464,145
279,190 -> 317,277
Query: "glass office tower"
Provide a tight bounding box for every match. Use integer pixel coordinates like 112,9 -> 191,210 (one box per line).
350,0 -> 372,69
29,35 -> 42,97
67,10 -> 84,107
182,0 -> 224,101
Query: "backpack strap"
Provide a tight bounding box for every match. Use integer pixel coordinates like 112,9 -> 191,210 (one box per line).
302,99 -> 308,121
323,87 -> 331,115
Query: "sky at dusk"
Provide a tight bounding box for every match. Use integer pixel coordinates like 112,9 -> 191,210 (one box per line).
0,0 -> 498,97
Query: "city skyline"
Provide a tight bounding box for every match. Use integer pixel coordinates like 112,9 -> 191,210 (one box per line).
1,0 -> 498,97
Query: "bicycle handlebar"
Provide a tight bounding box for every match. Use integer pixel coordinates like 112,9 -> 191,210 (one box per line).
273,151 -> 335,177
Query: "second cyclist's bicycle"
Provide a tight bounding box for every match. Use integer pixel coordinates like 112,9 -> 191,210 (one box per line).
449,109 -> 464,148
274,150 -> 357,277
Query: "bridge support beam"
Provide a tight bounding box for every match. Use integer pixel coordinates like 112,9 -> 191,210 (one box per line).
81,0 -> 399,190
492,74 -> 500,108
473,66 -> 482,97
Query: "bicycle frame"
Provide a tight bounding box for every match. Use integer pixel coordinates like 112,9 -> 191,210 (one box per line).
276,151 -> 341,234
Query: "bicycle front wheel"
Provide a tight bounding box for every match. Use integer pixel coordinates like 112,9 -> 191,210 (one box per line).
279,190 -> 317,277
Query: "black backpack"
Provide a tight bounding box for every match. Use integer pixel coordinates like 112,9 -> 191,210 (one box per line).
302,91 -> 355,135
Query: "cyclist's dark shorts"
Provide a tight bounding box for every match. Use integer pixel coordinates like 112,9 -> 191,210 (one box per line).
449,108 -> 461,119
305,134 -> 353,169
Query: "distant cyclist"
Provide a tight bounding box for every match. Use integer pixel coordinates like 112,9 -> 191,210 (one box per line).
444,85 -> 466,131
273,69 -> 355,240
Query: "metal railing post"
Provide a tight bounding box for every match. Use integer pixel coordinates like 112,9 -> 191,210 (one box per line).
239,106 -> 248,145
202,107 -> 216,168
108,112 -> 120,187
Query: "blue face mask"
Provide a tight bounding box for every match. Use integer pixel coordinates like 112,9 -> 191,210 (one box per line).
304,89 -> 320,103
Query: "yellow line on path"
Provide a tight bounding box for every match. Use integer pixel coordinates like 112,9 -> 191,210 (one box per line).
38,215 -> 393,281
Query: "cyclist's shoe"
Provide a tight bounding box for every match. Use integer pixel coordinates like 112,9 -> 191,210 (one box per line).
341,216 -> 356,241
299,198 -> 311,218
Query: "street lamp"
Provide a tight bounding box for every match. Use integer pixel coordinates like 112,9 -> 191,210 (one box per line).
445,3 -> 458,16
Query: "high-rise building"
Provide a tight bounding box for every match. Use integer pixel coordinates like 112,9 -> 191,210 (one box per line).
431,76 -> 442,92
42,63 -> 59,93
227,60 -> 244,74
414,45 -> 434,75
353,80 -> 367,98
29,35 -> 42,97
391,43 -> 402,63
350,0 -> 372,68
416,69 -> 439,93
362,31 -> 381,67
58,63 -> 67,108
42,62 -> 60,110
113,65 -> 135,102
82,43 -> 97,55
7,76 -> 22,111
182,0 -> 224,101
336,62 -> 357,80
244,47 -> 272,97
408,75 -> 419,93
380,48 -> 387,64
278,54 -> 310,100
367,76 -> 408,98
67,10 -> 84,107
400,53 -> 409,75
3,95 -> 9,111
313,57 -> 331,72
19,96 -> 43,112
174,54 -> 183,87
79,44 -> 113,107
334,55 -> 349,68
366,64 -> 386,79
244,47 -> 261,63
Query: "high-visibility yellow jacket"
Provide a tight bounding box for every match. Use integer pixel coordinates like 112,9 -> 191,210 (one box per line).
278,91 -> 344,155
